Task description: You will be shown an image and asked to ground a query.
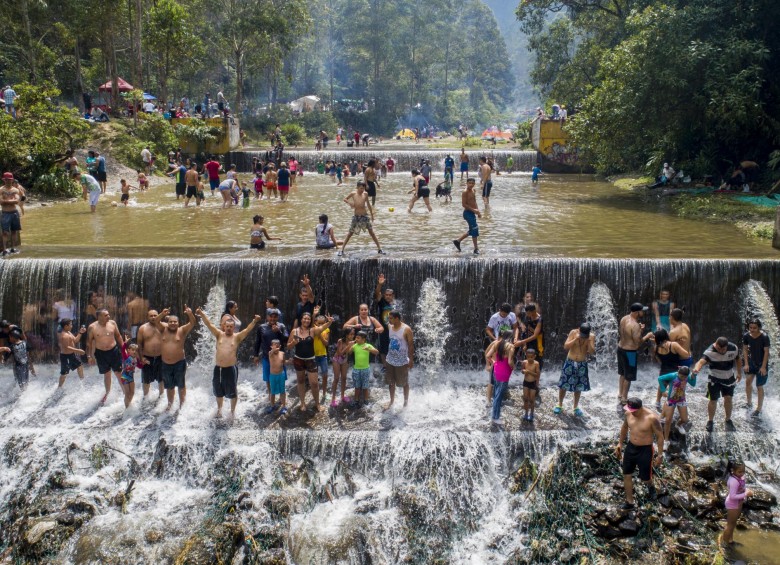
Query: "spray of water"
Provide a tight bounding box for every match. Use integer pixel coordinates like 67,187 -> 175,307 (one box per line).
738,280 -> 780,382
414,279 -> 452,381
192,283 -> 226,370
585,282 -> 619,373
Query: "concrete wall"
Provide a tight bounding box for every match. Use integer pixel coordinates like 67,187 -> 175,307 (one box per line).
171,117 -> 241,155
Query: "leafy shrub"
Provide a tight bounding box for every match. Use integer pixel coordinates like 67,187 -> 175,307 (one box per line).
34,167 -> 80,197
281,123 -> 305,146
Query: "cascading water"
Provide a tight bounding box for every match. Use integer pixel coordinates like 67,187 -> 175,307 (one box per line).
226,149 -> 538,173
738,279 -> 780,380
413,278 -> 452,381
585,282 -> 619,373
191,283 -> 226,371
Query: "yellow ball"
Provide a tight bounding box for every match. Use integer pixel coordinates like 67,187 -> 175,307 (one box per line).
389,207 -> 395,212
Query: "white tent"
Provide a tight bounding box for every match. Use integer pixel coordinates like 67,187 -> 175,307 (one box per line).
290,95 -> 320,112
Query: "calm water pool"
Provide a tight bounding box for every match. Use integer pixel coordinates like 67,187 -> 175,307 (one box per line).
12,172 -> 780,259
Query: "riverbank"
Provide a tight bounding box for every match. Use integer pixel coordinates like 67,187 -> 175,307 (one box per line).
610,175 -> 777,240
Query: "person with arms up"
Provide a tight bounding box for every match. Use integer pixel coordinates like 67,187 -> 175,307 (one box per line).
154,306 -> 197,411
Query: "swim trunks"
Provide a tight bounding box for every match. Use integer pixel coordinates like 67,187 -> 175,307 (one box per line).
1,211 -> 21,233
176,183 -> 186,196
385,364 -> 409,387
212,365 -> 238,398
617,348 -> 638,381
460,162 -> 469,172
161,359 -> 186,389
482,180 -> 493,198
622,442 -> 654,481
278,184 -> 289,192
95,346 -> 122,374
209,179 -> 219,191
186,185 -> 197,198
463,209 -> 479,237
250,241 -> 265,250
269,371 -> 286,396
120,193 -> 129,202
523,380 -> 538,391
417,187 -> 430,198
366,181 -> 377,197
59,353 -> 82,376
352,367 -> 371,389
293,357 -> 317,373
349,214 -> 372,235
558,358 -> 590,392
707,377 -> 736,400
142,355 -> 162,385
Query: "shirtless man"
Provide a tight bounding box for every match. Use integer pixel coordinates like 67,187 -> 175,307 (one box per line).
154,306 -> 197,410
184,162 -> 199,207
615,398 -> 664,508
555,323 -> 596,415
1,172 -> 22,255
668,308 -> 693,368
364,159 -> 379,206
460,148 -> 469,180
478,157 -> 492,203
618,303 -> 652,405
338,181 -> 384,256
87,309 -> 125,404
197,308 -> 261,418
126,292 -> 149,340
58,319 -> 86,387
137,309 -> 164,398
453,178 -> 481,254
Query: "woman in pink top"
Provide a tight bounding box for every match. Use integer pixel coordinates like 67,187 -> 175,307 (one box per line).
289,158 -> 298,186
722,460 -> 752,545
485,330 -> 515,426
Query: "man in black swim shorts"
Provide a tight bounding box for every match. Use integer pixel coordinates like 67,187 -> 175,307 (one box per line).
615,398 -> 664,509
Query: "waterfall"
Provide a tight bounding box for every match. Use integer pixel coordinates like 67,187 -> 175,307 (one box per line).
738,279 -> 780,380
225,149 -> 538,173
585,282 -> 619,372
413,278 -> 452,381
191,283 -> 226,371
1,258 -> 780,367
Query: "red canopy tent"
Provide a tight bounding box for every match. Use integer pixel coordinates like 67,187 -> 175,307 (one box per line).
97,77 -> 134,92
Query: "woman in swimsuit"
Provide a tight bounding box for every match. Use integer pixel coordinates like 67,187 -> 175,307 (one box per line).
330,326 -> 355,407
407,168 -> 432,213
287,312 -> 334,412
220,301 -> 242,332
250,215 -> 281,250
343,304 -> 384,345
648,328 -> 689,411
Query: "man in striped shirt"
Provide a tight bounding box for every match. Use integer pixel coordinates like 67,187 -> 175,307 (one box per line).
693,337 -> 742,432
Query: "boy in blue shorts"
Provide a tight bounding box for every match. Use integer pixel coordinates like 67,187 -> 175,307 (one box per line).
267,340 -> 288,414
351,331 -> 378,407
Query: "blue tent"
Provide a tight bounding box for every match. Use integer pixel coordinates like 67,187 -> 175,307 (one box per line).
143,93 -> 157,100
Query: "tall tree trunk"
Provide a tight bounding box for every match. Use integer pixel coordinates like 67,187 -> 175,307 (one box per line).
75,39 -> 85,112
442,38 -> 449,118
235,50 -> 243,112
20,0 -> 37,82
134,0 -> 143,90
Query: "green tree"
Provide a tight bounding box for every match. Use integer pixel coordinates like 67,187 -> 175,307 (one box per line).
146,0 -> 198,105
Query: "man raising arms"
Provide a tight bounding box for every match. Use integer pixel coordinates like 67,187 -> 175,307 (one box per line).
197,308 -> 261,418
87,309 -> 124,404
137,309 -> 165,399
154,306 -> 197,411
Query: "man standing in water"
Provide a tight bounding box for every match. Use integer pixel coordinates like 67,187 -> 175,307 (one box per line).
1,172 -> 22,255
364,159 -> 379,206
615,398 -> 664,508
373,273 -> 396,365
460,148 -> 469,180
618,303 -> 651,405
384,310 -> 414,410
338,181 -> 384,256
197,308 -> 261,418
137,309 -> 165,399
87,309 -> 124,404
743,319 -> 770,418
555,323 -> 595,416
479,156 -> 493,203
154,306 -> 197,411
693,336 -> 742,432
453,178 -> 481,254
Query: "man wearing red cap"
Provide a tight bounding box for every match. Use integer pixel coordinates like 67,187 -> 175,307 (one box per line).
0,172 -> 22,255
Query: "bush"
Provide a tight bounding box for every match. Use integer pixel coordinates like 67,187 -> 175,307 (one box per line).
135,113 -> 178,156
281,123 -> 305,146
298,111 -> 339,137
463,136 -> 482,147
33,167 -> 80,197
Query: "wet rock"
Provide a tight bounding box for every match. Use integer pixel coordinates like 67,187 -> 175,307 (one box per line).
555,528 -> 573,539
263,494 -> 292,519
25,520 -> 57,545
618,519 -> 639,536
256,548 -> 286,565
746,488 -> 777,510
661,515 -> 680,529
695,465 -> 717,481
745,509 -> 773,524
144,529 -> 164,543
66,498 -> 97,517
605,507 -> 629,524
47,470 -> 68,489
252,525 -> 284,549
174,520 -> 244,564
671,491 -> 698,512
658,495 -> 672,508
56,512 -> 76,526
595,520 -> 622,539
559,548 -> 573,562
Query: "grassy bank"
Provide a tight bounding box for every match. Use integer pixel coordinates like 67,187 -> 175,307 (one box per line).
609,175 -> 776,240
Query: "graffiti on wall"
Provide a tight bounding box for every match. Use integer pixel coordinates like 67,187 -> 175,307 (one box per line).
546,142 -> 580,165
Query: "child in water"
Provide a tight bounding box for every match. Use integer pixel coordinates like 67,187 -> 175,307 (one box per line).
485,330 -> 515,425
0,329 -> 35,389
330,327 -> 354,407
137,170 -> 149,191
58,319 -> 86,387
241,182 -> 251,208
120,340 -> 142,408
721,460 -> 752,546
267,339 -> 288,415
351,331 -> 378,408
657,366 -> 696,439
250,215 -> 282,250
120,179 -> 136,206
521,348 -> 540,422
253,172 -> 264,199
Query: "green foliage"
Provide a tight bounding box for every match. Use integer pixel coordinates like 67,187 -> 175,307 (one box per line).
0,82 -> 89,196
281,124 -> 306,147
174,119 -> 222,154
298,112 -> 339,139
514,120 -> 534,150
520,0 -> 780,176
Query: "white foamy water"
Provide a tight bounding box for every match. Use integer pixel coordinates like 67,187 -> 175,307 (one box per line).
586,282 -> 619,373
414,278 -> 452,382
